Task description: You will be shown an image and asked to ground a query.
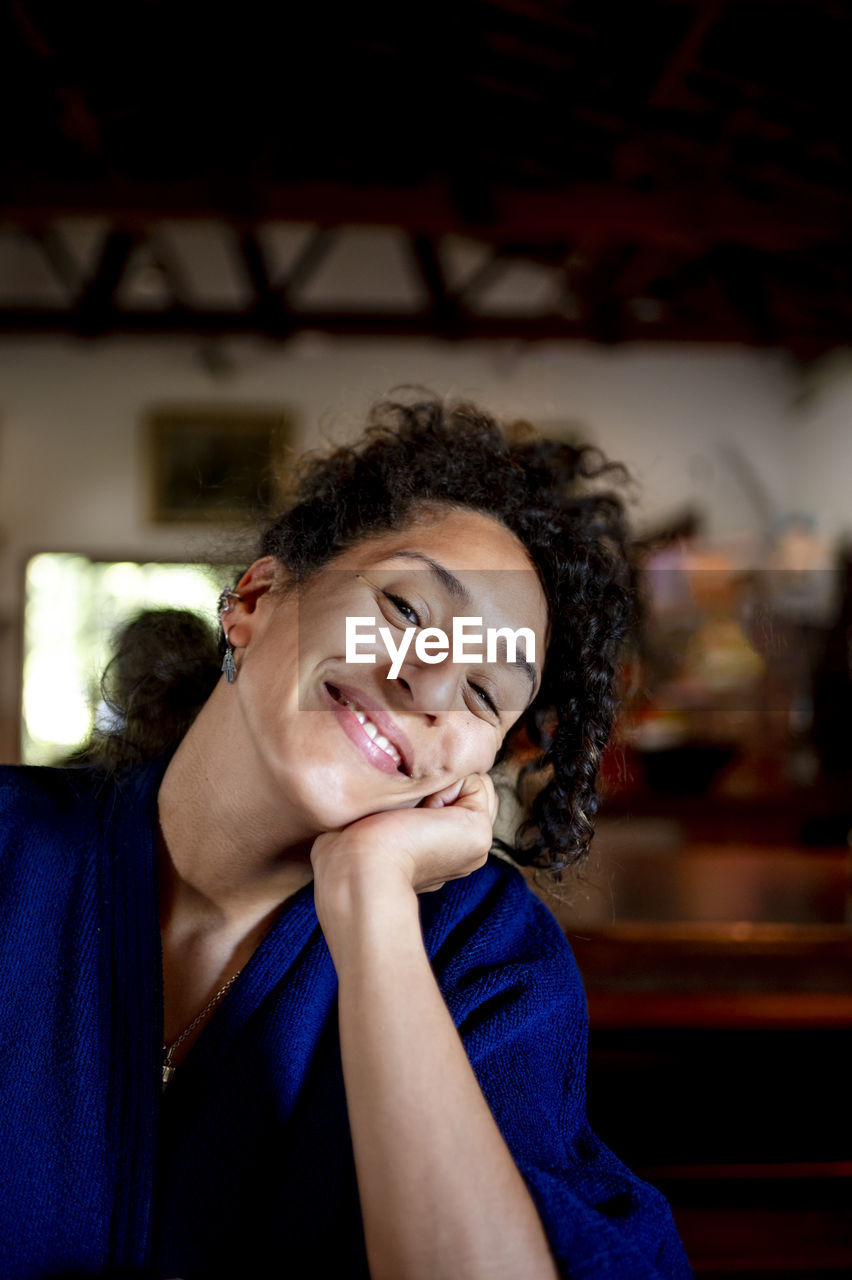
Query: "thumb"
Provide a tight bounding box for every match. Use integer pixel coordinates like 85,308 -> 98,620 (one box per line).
421,774 -> 498,824
419,777 -> 465,809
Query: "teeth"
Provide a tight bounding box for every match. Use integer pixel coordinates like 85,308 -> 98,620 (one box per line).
336,691 -> 403,768
342,698 -> 367,726
373,735 -> 402,767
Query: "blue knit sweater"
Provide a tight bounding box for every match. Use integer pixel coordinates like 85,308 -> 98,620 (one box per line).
0,759 -> 691,1279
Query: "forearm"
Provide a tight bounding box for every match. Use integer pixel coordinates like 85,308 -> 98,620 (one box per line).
321,877 -> 559,1280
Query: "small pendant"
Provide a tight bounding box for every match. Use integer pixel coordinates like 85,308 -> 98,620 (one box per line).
221,646 -> 236,684
162,1061 -> 176,1089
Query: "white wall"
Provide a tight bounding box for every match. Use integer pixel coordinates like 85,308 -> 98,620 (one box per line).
1,333 -> 844,759
787,350 -> 852,550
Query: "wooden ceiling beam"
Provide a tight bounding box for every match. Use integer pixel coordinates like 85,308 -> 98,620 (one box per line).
407,234 -> 461,337
148,235 -> 193,311
649,0 -> 722,110
573,244 -> 639,340
237,230 -> 291,338
453,249 -> 508,304
74,229 -> 137,334
1,303 -> 848,355
5,178 -> 852,253
8,0 -> 103,158
282,228 -> 335,299
32,226 -> 80,299
709,244 -> 780,345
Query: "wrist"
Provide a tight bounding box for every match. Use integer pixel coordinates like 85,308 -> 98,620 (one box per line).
312,849 -> 421,963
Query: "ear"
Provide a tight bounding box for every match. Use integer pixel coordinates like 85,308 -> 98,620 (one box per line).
235,555 -> 281,607
221,556 -> 283,651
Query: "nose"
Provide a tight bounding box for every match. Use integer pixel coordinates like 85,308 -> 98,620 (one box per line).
391,655 -> 462,720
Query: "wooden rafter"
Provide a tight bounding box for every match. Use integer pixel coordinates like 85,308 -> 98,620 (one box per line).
238,231 -> 289,338
1,0 -> 850,351
407,235 -> 461,337
5,178 -> 850,254
75,230 -> 137,334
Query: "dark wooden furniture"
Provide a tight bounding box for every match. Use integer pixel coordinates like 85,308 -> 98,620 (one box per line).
565,920 -> 852,1276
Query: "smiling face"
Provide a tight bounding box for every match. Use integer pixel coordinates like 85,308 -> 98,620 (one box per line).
225,507 -> 549,839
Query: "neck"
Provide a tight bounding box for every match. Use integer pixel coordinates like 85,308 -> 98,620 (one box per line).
156,687 -> 316,934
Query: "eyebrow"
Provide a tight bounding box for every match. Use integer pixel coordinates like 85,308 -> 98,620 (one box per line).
389,551 -> 473,607
387,551 -> 541,704
515,657 -> 539,704
491,635 -> 539,705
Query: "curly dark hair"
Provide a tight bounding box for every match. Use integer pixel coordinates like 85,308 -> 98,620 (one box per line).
74,609 -> 221,771
94,396 -> 635,876
256,396 -> 635,875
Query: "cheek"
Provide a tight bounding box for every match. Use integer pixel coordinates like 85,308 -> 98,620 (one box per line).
237,637 -> 303,745
451,719 -> 502,777
299,581 -> 370,650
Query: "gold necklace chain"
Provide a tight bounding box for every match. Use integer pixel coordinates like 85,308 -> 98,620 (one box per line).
162,969 -> 243,1089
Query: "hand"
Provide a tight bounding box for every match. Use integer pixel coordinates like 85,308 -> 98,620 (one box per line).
311,774 -> 499,924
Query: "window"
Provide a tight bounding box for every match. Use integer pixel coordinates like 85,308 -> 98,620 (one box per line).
22,553 -> 239,764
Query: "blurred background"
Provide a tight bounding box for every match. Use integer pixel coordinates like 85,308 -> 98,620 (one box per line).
1,1 -> 851,1272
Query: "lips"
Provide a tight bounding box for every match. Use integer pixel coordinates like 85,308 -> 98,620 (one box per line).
324,682 -> 413,776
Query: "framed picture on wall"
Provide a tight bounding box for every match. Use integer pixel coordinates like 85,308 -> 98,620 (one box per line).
144,405 -> 293,523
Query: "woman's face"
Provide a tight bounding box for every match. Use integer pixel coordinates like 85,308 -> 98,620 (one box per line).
228,507 -> 549,837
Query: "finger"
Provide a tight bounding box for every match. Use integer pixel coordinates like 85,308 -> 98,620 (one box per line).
420,774 -> 492,818
476,773 -> 499,825
453,773 -> 499,826
419,777 -> 465,809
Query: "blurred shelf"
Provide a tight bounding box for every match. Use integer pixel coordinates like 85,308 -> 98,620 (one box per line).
599,786 -> 852,846
647,1163 -> 852,1276
535,840 -> 852,928
585,990 -> 852,1029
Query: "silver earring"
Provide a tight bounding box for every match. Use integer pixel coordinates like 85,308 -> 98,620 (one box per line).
218,589 -> 242,684
222,639 -> 236,684
217,589 -> 243,614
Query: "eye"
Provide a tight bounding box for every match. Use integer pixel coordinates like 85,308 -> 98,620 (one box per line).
469,681 -> 500,718
381,591 -> 421,628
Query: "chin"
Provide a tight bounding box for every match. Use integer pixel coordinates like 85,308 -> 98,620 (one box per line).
273,732 -> 422,834
327,790 -> 419,831
312,780 -> 424,837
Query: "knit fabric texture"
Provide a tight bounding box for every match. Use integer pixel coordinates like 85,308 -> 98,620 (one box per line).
0,759 -> 692,1279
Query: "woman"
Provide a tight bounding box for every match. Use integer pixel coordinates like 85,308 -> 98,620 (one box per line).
0,398 -> 691,1279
